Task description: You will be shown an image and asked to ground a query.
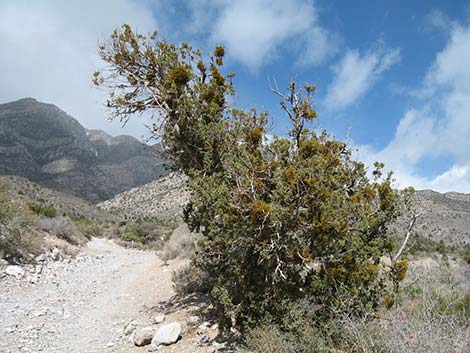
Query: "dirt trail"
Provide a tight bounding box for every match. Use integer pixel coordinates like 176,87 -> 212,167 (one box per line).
0,238 -> 188,353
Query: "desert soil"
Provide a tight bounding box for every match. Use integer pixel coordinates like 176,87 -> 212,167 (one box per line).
0,238 -> 228,353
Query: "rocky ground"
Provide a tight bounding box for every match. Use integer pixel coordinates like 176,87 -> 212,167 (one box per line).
0,238 -> 233,353
98,172 -> 189,224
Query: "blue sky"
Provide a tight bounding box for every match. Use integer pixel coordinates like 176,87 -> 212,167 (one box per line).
1,0 -> 470,192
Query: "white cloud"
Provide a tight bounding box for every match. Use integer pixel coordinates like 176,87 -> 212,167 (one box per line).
324,45 -> 401,110
191,0 -> 338,70
0,0 -> 157,139
355,24 -> 470,193
297,26 -> 340,66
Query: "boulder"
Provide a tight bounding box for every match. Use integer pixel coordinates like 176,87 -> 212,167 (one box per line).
148,322 -> 181,350
5,265 -> 25,279
133,327 -> 154,346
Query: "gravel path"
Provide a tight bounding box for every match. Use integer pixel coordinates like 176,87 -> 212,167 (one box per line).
0,238 -> 177,353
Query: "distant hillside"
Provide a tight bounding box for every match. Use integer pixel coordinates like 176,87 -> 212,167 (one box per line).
412,189 -> 470,246
0,98 -> 170,202
98,172 -> 189,224
0,175 -> 120,261
99,177 -> 470,246
0,175 -> 118,222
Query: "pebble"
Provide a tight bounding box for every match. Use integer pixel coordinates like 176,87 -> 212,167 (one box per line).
153,312 -> 166,324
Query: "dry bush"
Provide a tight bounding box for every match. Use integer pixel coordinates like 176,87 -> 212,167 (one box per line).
37,216 -> 86,245
159,224 -> 198,263
240,285 -> 470,353
331,286 -> 470,353
1,186 -> 42,261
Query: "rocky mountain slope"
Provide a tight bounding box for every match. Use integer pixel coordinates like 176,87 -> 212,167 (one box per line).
0,98 -> 170,203
412,189 -> 470,246
98,172 -> 189,224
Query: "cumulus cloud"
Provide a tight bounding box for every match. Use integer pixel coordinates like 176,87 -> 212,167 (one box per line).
0,0 -> 157,138
324,45 -> 401,110
355,24 -> 470,193
190,0 -> 339,70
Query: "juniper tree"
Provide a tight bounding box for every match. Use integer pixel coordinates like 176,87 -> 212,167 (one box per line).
94,25 -> 413,329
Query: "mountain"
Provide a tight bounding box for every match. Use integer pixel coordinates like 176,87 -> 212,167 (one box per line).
0,98 -> 170,203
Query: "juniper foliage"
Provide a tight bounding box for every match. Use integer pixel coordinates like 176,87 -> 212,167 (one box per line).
94,25 -> 413,328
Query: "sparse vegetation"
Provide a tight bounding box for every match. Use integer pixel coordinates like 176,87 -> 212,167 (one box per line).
28,202 -> 58,218
0,182 -> 39,261
0,176 -> 120,261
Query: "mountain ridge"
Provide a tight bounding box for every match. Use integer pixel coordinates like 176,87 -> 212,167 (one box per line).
0,98 -> 170,202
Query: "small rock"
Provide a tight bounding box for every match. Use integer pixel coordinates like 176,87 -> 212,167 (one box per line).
187,316 -> 200,326
0,258 -> 8,267
5,265 -> 25,279
124,320 -> 137,336
35,265 -> 43,274
153,313 -> 166,324
32,308 -> 48,317
199,335 -> 210,344
5,326 -> 15,334
35,254 -> 46,263
196,322 -> 209,335
51,248 -> 60,261
28,275 -> 39,284
148,322 -> 181,350
134,327 -> 154,346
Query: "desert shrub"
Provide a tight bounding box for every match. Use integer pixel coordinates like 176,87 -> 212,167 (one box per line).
172,266 -> 211,296
368,287 -> 470,352
159,224 -> 198,263
0,184 -> 39,261
121,228 -> 145,243
242,287 -> 470,353
96,25 -> 413,330
69,215 -> 103,239
120,222 -> 176,246
37,216 -> 85,245
28,202 -> 57,218
459,244 -> 470,264
241,324 -> 332,353
409,234 -> 454,256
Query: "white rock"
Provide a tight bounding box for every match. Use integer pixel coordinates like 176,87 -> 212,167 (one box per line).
153,312 -> 166,324
5,265 -> 25,279
148,322 -> 181,350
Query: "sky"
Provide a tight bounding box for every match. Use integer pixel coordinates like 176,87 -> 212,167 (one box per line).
1,0 -> 470,193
